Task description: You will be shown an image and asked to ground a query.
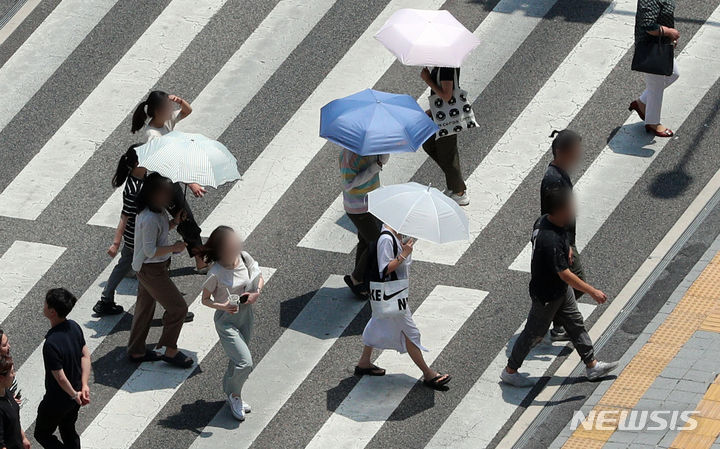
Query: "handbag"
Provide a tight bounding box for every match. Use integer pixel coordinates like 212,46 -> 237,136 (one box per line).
428,68 -> 477,138
369,278 -> 410,319
631,27 -> 674,76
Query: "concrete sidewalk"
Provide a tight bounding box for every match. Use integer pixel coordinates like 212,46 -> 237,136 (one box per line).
549,234 -> 720,449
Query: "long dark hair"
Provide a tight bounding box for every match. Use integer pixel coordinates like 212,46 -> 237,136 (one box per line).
131,90 -> 168,133
549,129 -> 582,158
135,172 -> 172,213
196,226 -> 235,263
112,144 -> 142,188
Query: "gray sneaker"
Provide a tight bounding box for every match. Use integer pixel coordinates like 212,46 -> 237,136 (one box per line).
500,370 -> 536,387
586,361 -> 619,381
448,191 -> 470,207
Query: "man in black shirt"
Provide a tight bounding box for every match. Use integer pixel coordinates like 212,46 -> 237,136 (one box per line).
0,357 -> 28,449
34,289 -> 90,449
501,188 -> 618,387
540,129 -> 585,342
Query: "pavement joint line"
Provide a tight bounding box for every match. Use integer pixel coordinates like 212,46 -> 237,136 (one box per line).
670,376 -> 720,448
500,126 -> 720,448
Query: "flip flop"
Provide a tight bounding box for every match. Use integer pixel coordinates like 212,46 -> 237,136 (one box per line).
128,350 -> 161,363
423,374 -> 452,390
354,364 -> 386,376
162,351 -> 194,369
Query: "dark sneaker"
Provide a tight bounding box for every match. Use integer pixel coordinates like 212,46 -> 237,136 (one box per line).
550,327 -> 570,342
151,312 -> 194,327
93,300 -> 124,316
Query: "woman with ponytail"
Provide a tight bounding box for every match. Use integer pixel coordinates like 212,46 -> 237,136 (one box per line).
199,226 -> 264,421
131,90 -> 209,273
94,144 -> 148,316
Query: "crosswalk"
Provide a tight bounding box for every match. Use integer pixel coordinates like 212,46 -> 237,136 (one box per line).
1,0 -> 719,448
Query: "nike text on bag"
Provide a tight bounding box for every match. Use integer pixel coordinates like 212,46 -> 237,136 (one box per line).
428,68 -> 477,138
369,279 -> 410,319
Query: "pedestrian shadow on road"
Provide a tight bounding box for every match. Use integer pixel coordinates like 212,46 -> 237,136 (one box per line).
158,399 -> 227,435
607,123 -> 657,158
469,0 -> 609,24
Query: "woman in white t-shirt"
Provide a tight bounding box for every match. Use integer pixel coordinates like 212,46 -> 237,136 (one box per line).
131,90 -> 209,273
356,224 -> 452,390
200,226 -> 264,422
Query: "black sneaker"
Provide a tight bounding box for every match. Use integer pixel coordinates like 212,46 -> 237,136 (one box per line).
550,327 -> 570,342
93,300 -> 124,316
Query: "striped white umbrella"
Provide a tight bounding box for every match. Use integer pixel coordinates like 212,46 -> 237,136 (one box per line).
135,131 -> 241,188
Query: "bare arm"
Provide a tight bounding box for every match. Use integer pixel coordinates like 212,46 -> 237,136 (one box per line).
558,269 -> 607,304
200,289 -> 236,312
50,369 -> 81,402
169,95 -> 192,120
420,68 -> 454,102
108,215 -> 128,257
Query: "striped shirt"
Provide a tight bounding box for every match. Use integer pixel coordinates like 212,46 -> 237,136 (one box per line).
339,149 -> 381,214
635,0 -> 675,44
122,175 -> 144,250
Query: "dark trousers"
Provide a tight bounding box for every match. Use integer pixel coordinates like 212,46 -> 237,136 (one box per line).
553,245 -> 585,330
348,212 -> 381,282
167,183 -> 203,257
422,133 -> 466,194
34,398 -> 80,449
508,287 -> 594,370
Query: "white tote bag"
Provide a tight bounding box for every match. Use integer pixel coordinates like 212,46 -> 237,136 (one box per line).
369,279 -> 410,319
428,68 -> 477,138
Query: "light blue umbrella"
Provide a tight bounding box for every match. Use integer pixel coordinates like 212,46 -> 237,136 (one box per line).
320,89 -> 438,156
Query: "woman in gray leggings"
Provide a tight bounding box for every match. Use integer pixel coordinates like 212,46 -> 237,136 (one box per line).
199,226 -> 264,422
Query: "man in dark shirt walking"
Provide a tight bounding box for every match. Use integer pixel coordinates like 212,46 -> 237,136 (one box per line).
34,289 -> 90,449
0,357 -> 28,449
540,129 -> 585,342
501,188 -> 618,387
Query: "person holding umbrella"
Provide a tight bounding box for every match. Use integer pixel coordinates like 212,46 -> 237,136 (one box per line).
131,90 -> 208,274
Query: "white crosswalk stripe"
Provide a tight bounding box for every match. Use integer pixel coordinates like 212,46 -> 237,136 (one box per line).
306,286 -> 487,449
425,303 -> 595,449
191,275 -> 366,449
0,0 -> 118,134
0,0 -> 229,221
80,268 -> 275,449
510,8 -> 720,272
411,0 -> 638,265
88,0 -> 339,229
297,0 -> 559,254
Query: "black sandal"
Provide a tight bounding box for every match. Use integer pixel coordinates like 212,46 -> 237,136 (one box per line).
128,350 -> 161,363
162,351 -> 194,369
354,365 -> 386,376
423,374 -> 452,390
344,275 -> 369,300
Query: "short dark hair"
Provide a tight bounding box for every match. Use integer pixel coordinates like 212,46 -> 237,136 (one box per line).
0,356 -> 12,376
136,172 -> 173,213
545,186 -> 573,216
45,288 -> 78,318
550,129 -> 582,158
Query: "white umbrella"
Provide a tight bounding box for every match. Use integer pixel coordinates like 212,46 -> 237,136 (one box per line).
374,9 -> 480,68
136,131 -> 241,188
368,182 -> 469,244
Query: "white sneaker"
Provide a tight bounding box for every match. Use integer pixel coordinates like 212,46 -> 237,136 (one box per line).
500,369 -> 535,387
228,395 -> 245,421
242,401 -> 251,413
448,191 -> 469,206
586,361 -> 619,381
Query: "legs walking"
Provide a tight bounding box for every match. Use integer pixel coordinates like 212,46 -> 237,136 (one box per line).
507,299 -> 560,371
100,245 -> 134,303
422,134 -> 466,194
348,213 -> 381,283
554,287 -> 595,365
639,59 -> 679,126
216,311 -> 254,398
127,270 -> 157,357
34,399 -> 80,449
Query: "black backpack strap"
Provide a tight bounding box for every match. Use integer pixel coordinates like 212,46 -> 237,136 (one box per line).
379,230 -> 399,281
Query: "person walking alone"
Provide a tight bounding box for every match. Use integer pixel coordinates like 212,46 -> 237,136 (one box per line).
420,66 -> 468,206
629,0 -> 680,137
34,289 -> 90,449
93,144 -> 146,316
131,90 -> 208,273
501,188 -> 618,387
355,223 -> 451,390
340,148 -> 389,298
540,130 -> 585,342
0,357 -> 29,449
128,173 -> 193,368
199,226 -> 264,421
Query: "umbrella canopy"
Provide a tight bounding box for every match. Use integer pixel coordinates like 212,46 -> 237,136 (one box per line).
320,89 -> 438,156
374,9 -> 480,68
368,182 -> 469,244
136,131 -> 241,188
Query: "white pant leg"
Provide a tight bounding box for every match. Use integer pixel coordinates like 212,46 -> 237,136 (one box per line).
641,59 -> 680,125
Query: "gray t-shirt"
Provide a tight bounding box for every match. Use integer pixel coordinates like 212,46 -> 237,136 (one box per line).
132,209 -> 171,271
202,252 -> 261,302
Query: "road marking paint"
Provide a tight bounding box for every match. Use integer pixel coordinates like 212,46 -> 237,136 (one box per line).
305,286 -> 488,449
297,0 -> 559,254
88,0 -> 339,228
0,0 -> 229,221
190,275 -> 366,449
80,268 -> 275,449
